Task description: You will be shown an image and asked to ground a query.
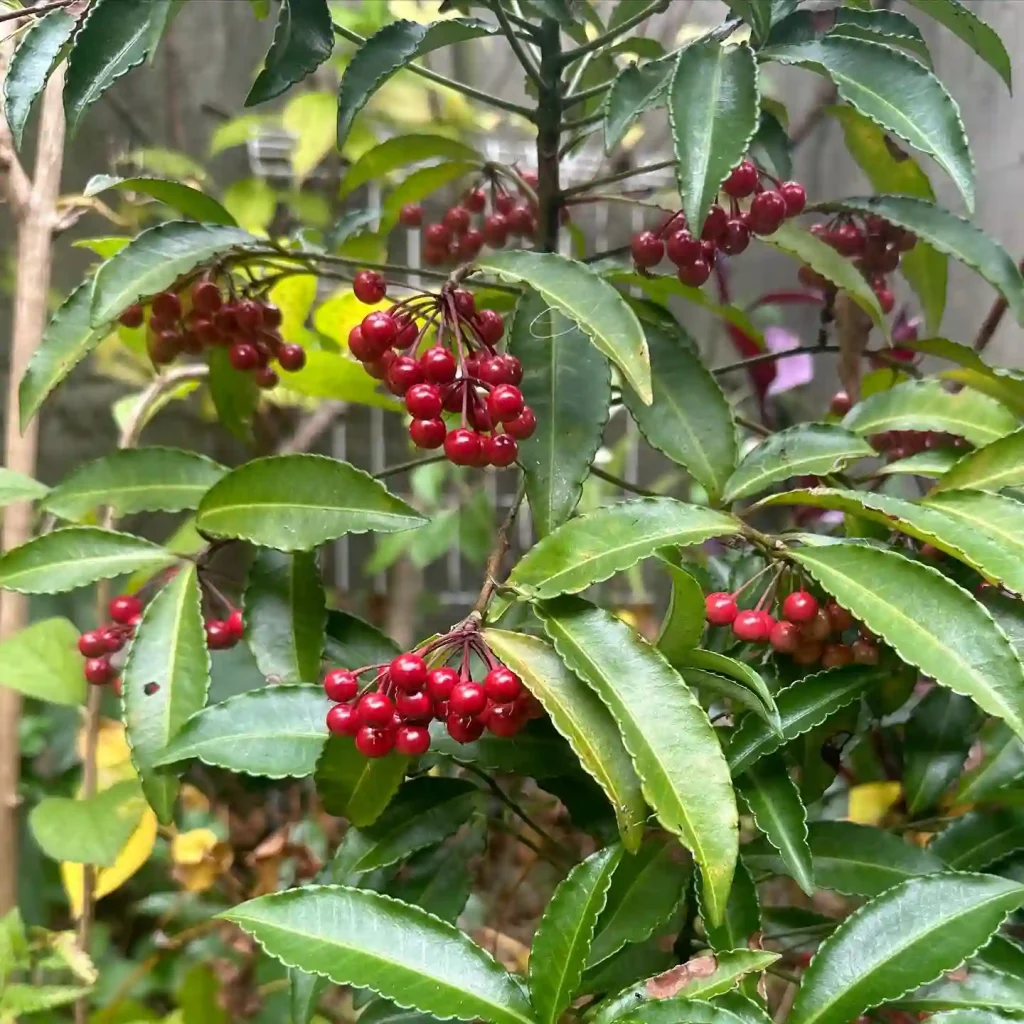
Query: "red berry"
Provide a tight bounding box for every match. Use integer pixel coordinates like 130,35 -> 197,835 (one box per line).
420,346 -> 457,384
896,229 -> 918,253
719,219 -> 751,256
396,689 -> 432,722
452,288 -> 476,319
189,280 -> 222,314
119,304 -> 145,328
450,680 -> 486,716
793,643 -> 823,667
424,223 -> 451,248
356,726 -> 395,758
405,383 -> 443,419
782,590 -> 819,624
254,366 -> 279,390
779,181 -> 807,216
477,356 -> 506,386
830,391 -> 852,416
387,355 -> 423,395
457,230 -> 484,258
390,652 -> 428,691
733,610 -> 769,643
666,230 -> 702,267
631,231 -> 665,268
521,170 -> 539,188
705,593 -> 738,626
821,643 -> 853,669
109,594 -> 142,624
495,193 -> 515,215
825,601 -> 854,633
488,384 -> 525,422
446,713 -> 484,744
395,724 -> 431,756
463,188 -> 486,213
504,406 -> 536,440
508,205 -> 535,236
228,341 -> 258,371
84,657 -> 112,685
352,270 -> 386,304
358,691 -> 395,727
148,331 -> 180,365
101,627 -> 127,653
770,620 -> 800,654
348,325 -> 382,363
78,631 -> 108,658
852,639 -> 879,665
474,309 -> 504,345
327,703 -> 360,736
832,222 -> 865,256
399,204 -> 423,228
485,433 -> 518,467
151,291 -> 181,321
445,428 -> 482,466
483,214 -> 509,247
324,669 -> 359,703
361,311 -> 398,349
443,206 -> 471,235
701,205 -> 729,242
748,190 -> 787,235
427,666 -> 458,701
226,609 -> 244,640
723,159 -> 759,198
206,619 -> 236,649
678,259 -> 711,287
235,299 -> 264,331
875,286 -> 895,315
800,610 -> 832,644
278,343 -> 306,372
486,702 -> 525,737
484,666 -> 522,703
423,244 -> 449,267
410,418 -> 446,449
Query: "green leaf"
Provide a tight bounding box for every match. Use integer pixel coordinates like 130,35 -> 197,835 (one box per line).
686,668 -> 780,729
155,685 -> 331,779
29,780 -> 145,867
827,8 -> 932,65
903,0 -> 1011,90
475,250 -> 652,404
935,429 -> 1024,493
0,526 -> 175,594
842,380 -> 1018,447
530,845 -> 623,1024
509,289 -> 611,537
195,453 -> 427,551
923,490 -> 1024,581
621,998 -> 761,1024
483,629 -> 647,853
246,0 -> 333,106
123,563 -> 209,823
315,736 -> 409,827
751,107 -> 792,180
89,221 -> 255,326
40,447 -> 226,521
506,498 -> 740,600
879,449 -> 961,479
0,467 -> 48,506
738,754 -> 814,896
243,549 -> 325,684
974,935 -> 1024,977
207,345 -> 258,441
388,823 -> 483,922
669,40 -> 759,236
0,617 -> 85,706
63,0 -> 164,136
757,221 -> 887,331
761,37 -> 974,210
904,687 -> 981,815
745,820 -> 943,895
224,886 -> 535,1024
955,721 -> 1024,804
675,649 -> 779,732
727,664 -> 883,775
700,860 -> 761,969
430,723 -> 580,779
603,58 -> 673,153
656,560 -> 705,661
0,985 -> 93,1016
3,9 -> 75,149
83,174 -> 236,226
787,874 -> 1024,1024
825,105 -> 946,332
931,810 -> 1024,871
537,596 -> 738,926
341,134 -> 482,197
325,609 -> 400,671
723,424 -> 872,503
337,18 -> 499,147
379,161 -> 477,232
893,966 -> 1024,1013
587,836 -> 692,968
725,0 -> 772,44
622,320 -> 736,504
789,541 -> 1024,740
814,197 -> 1024,327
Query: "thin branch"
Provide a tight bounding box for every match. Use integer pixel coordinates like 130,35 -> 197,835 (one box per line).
560,108 -> 604,133
562,75 -> 617,111
560,0 -> 671,63
472,476 -> 525,614
277,400 -> 346,455
0,0 -> 73,25
736,414 -> 772,438
562,158 -> 676,197
583,242 -> 632,265
490,0 -> 543,90
373,454 -> 447,480
712,344 -> 841,376
590,465 -> 660,498
789,82 -> 838,148
971,262 -> 1022,352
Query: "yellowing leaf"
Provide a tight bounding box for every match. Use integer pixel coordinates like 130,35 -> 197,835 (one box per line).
222,178 -> 277,234
313,288 -> 387,347
847,781 -> 902,825
282,91 -> 337,180
171,827 -> 233,892
269,273 -> 318,348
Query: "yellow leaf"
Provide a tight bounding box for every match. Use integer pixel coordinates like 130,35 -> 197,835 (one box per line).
313,288 -> 387,348
171,828 -> 233,893
847,781 -> 902,825
222,178 -> 277,234
171,827 -> 219,866
269,273 -> 318,348
283,92 -> 337,181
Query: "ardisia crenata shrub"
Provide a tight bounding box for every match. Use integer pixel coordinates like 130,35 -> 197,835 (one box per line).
5,0 -> 1024,1022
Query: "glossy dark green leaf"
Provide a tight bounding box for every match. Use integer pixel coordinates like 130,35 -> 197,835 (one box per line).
622,321 -> 736,504
936,429 -> 1024,493
3,9 -> 74,149
483,629 -> 646,852
341,134 -> 481,196
790,542 -> 1024,740
892,966 -> 1024,1014
904,687 -> 981,815
675,649 -> 779,733
0,468 -> 48,507
931,810 -> 1024,872
537,596 -> 738,925
787,874 -> 1024,1024
669,41 -> 759,236
508,288 -> 610,536
530,845 -> 622,1024
506,498 -> 740,600
956,722 -> 1024,804
388,823 -> 483,923
83,175 -> 237,226
0,617 -> 84,706
89,221 -> 256,326
324,609 -> 399,670
750,107 -> 792,180
243,549 -> 326,684
656,559 -> 705,661
155,685 -> 331,779
603,58 -> 673,153
315,736 -> 408,827
827,8 -> 931,64
196,454 -> 427,551
0,527 -> 175,595
725,0 -> 772,44
123,564 -> 209,823
207,345 -> 258,441
224,886 -> 535,1024
972,935 -> 1024,977
40,447 -> 225,521
738,755 -> 814,896
762,37 -> 974,209
700,860 -> 761,959
246,0 -> 334,106
904,0 -> 1011,89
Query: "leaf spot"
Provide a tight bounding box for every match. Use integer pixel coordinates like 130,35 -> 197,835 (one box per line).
646,954 -> 718,999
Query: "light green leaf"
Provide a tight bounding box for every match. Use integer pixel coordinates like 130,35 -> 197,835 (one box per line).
0,467 -> 48,507
0,527 -> 175,594
904,0 -> 1011,89
83,174 -> 236,225
603,58 -> 673,153
224,886 -> 535,1024
155,685 -> 331,779
935,429 -> 1024,493
0,985 -> 93,1016
537,596 -> 738,926
40,447 -> 226,521
0,617 -> 85,706
669,41 -> 759,236
279,349 -> 402,412
509,289 -> 610,537
879,449 -> 960,479
195,454 -> 427,551
675,649 -> 779,733
208,345 -> 258,441
341,134 -> 482,197
956,721 -> 1024,804
123,563 -> 210,823
530,845 -> 623,1024
506,498 -> 741,600
923,491 -> 1024,585
892,966 -> 1024,1013
700,861 -> 761,974
724,424 -> 872,503
246,0 -> 334,106
483,629 -> 646,853
656,559 -> 706,661
315,736 -> 409,827
475,250 -> 652,405
222,177 -> 278,232
931,810 -> 1024,871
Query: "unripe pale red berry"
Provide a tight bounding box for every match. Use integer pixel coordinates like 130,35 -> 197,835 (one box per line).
821,643 -> 853,669
852,639 -> 879,665
793,643 -> 823,666
830,391 -> 852,416
826,601 -> 854,634
770,620 -> 800,654
800,609 -> 832,644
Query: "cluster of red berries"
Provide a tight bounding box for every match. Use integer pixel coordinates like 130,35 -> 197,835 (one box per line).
349,270 -> 535,467
77,593 -> 244,690
398,170 -> 541,266
118,279 -> 306,389
630,159 -> 807,286
323,629 -> 541,758
800,214 -> 918,314
705,588 -> 880,669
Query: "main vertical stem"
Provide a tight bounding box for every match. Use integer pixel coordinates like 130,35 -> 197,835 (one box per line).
535,18 -> 562,254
